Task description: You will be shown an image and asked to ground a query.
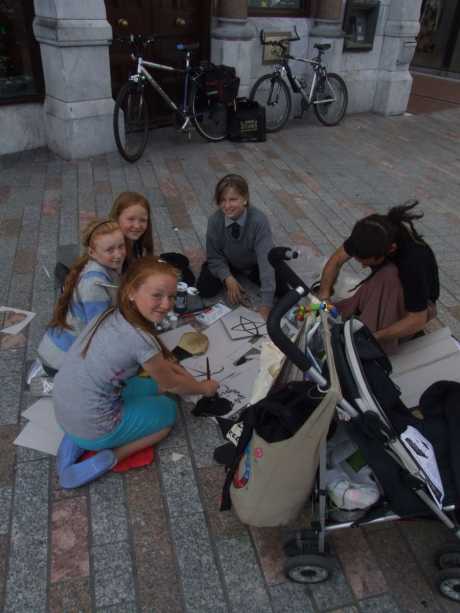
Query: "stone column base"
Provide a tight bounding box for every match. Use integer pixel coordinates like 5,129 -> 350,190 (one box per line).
33,3 -> 116,159
44,97 -> 115,159
373,71 -> 413,116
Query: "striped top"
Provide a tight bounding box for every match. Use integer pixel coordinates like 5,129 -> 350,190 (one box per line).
37,260 -> 119,371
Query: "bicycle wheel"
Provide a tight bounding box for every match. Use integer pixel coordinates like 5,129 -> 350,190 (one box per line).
314,73 -> 348,127
113,82 -> 149,162
191,82 -> 228,142
250,74 -> 291,133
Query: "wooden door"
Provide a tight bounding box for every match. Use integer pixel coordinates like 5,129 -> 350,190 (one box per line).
106,0 -> 210,125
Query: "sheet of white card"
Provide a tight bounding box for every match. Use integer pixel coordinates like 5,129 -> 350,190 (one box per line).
0,306 -> 36,335
14,420 -> 63,456
181,320 -> 255,379
216,365 -> 261,417
158,324 -> 196,351
14,397 -> 63,456
221,305 -> 297,343
22,397 -> 56,424
221,306 -> 267,340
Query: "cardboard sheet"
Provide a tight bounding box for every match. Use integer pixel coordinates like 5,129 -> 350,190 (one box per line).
390,327 -> 460,408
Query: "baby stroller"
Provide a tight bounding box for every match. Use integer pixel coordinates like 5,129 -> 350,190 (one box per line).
265,248 -> 460,603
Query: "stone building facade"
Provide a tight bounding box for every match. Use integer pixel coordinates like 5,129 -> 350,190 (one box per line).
0,0 -> 424,158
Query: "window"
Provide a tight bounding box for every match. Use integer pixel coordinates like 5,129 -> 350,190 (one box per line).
0,0 -> 44,104
248,0 -> 311,16
249,0 -> 302,6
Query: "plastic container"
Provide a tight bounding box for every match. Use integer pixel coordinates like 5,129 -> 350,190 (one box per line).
175,282 -> 188,313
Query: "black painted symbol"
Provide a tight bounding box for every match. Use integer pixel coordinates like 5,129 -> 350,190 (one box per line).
231,316 -> 266,338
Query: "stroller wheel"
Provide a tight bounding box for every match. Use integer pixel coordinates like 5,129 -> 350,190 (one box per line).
284,554 -> 334,584
436,544 -> 460,569
436,568 -> 460,602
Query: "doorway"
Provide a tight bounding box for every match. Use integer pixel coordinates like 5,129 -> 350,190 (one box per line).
105,0 -> 211,126
411,0 -> 460,76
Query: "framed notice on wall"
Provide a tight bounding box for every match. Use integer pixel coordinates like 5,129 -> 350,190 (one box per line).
262,31 -> 291,63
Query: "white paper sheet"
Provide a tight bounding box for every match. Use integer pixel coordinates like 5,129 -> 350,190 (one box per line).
221,306 -> 267,340
400,425 -> 444,508
15,398 -> 63,456
0,306 -> 36,335
181,320 -> 254,376
22,397 -> 56,425
158,324 -> 196,351
14,420 -> 64,456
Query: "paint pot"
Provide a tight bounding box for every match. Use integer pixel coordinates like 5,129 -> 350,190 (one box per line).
167,312 -> 178,329
175,282 -> 188,313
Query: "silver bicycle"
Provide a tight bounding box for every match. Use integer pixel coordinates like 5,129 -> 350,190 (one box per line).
250,29 -> 348,132
113,25 -> 232,162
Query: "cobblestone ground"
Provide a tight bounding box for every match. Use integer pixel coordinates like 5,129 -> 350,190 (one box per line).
1,108 -> 460,613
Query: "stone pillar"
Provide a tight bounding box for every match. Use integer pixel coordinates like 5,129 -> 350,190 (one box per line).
211,0 -> 255,97
33,0 -> 116,159
373,0 -> 423,115
310,0 -> 345,38
308,0 -> 345,75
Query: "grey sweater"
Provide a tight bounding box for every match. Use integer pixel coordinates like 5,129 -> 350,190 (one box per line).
206,207 -> 275,306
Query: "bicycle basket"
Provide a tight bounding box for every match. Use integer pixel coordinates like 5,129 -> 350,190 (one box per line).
201,63 -> 240,104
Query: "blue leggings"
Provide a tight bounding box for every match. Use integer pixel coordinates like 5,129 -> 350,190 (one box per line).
69,376 -> 177,451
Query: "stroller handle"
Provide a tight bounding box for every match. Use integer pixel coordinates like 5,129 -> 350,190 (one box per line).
268,247 -> 310,293
267,247 -> 313,372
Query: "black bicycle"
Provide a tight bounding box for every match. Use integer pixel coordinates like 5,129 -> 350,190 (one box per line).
250,29 -> 348,132
113,25 -> 233,162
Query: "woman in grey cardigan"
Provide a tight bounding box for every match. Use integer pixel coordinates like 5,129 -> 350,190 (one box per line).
197,174 -> 284,320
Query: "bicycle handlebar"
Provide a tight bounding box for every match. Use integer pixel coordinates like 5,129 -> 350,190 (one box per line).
115,33 -> 156,46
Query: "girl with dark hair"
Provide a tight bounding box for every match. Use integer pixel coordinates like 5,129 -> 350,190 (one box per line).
318,201 -> 439,353
197,174 -> 284,320
54,257 -> 219,489
110,191 -> 195,286
37,219 -> 126,374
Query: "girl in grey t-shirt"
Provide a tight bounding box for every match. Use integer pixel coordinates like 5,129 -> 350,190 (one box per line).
54,257 -> 219,489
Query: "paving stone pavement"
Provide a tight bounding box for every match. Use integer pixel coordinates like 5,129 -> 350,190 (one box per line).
2,108 -> 460,613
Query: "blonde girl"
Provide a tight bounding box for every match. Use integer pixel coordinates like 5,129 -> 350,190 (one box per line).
110,191 -> 196,285
54,257 -> 219,489
37,219 -> 126,374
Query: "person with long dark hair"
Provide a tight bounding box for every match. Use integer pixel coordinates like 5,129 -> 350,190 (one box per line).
318,201 -> 439,353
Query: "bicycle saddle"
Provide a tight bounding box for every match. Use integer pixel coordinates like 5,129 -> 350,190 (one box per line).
176,42 -> 200,52
314,43 -> 331,51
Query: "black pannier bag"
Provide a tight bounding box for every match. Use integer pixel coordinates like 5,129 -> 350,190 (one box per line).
227,98 -> 266,142
202,63 -> 240,104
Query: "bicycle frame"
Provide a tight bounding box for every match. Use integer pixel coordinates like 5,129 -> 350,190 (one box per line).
129,51 -> 197,130
273,55 -> 336,106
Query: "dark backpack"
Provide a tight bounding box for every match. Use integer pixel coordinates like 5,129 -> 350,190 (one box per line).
202,63 -> 240,104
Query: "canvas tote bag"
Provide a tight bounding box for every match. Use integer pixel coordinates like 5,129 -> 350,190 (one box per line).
229,312 -> 341,527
